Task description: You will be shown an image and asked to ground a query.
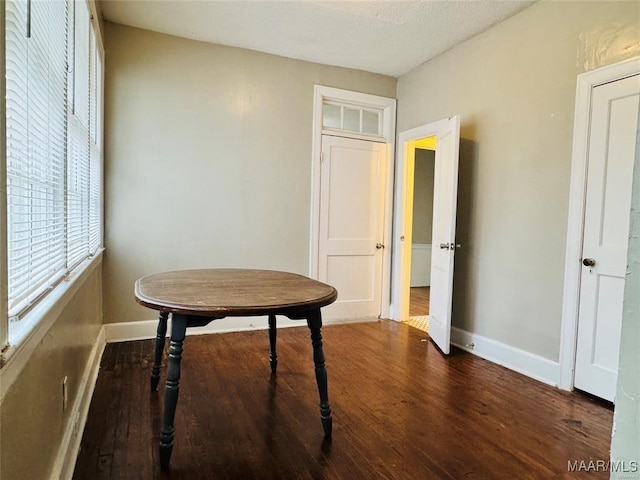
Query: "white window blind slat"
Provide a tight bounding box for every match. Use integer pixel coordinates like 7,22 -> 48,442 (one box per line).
9,269 -> 66,318
67,115 -> 91,267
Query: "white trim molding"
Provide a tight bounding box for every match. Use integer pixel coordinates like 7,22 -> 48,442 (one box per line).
559,56 -> 640,391
50,327 -> 106,480
451,327 -> 560,387
104,315 -> 377,343
390,120 -> 449,322
0,0 -> 8,352
309,85 -> 396,319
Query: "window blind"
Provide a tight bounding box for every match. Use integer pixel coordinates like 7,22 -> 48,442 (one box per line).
67,0 -> 91,269
6,0 -> 69,316
5,0 -> 103,321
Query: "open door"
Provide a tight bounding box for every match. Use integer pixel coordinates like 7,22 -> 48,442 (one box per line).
428,116 -> 460,354
393,116 -> 461,353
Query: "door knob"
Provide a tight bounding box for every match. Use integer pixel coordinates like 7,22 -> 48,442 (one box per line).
440,243 -> 450,250
376,243 -> 385,249
582,258 -> 596,267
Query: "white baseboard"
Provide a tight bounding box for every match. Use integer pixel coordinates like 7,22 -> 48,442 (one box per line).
450,326 -> 560,387
50,326 -> 106,480
104,315 -> 375,343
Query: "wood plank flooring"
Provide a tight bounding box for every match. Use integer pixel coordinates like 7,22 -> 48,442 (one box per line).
409,287 -> 430,316
73,320 -> 613,479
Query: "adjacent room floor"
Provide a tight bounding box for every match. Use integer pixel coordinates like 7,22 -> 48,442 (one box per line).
73,320 -> 613,479
408,286 -> 430,332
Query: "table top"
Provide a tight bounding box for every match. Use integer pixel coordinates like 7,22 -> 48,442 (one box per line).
134,269 -> 338,317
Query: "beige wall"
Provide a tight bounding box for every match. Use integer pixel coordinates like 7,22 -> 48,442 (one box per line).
0,264 -> 103,480
103,23 -> 396,324
412,148 -> 435,244
397,0 -> 640,361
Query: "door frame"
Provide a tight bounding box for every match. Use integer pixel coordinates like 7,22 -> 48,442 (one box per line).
309,86 -> 396,318
559,56 -> 640,391
390,119 -> 451,322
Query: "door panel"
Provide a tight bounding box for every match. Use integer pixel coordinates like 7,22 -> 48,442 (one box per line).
428,116 -> 460,355
574,74 -> 639,401
319,136 -> 387,319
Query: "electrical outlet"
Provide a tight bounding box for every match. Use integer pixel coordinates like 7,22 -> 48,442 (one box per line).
62,376 -> 68,412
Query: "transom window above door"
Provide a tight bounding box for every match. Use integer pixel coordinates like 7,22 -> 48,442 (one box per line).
322,101 -> 383,138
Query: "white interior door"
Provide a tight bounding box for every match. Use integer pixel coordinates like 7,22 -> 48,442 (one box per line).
319,135 -> 388,319
428,116 -> 461,354
574,74 -> 639,402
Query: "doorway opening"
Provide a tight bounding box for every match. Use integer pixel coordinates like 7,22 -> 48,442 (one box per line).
406,138 -> 437,333
391,116 -> 460,355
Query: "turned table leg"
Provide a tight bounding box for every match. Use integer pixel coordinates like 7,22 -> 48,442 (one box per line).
160,314 -> 188,469
151,312 -> 169,391
268,314 -> 278,374
307,309 -> 332,438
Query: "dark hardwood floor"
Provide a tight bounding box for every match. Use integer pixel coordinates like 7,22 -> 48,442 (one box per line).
409,286 -> 430,316
73,320 -> 613,480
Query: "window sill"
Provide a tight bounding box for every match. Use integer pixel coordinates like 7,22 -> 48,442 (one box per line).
0,249 -> 104,402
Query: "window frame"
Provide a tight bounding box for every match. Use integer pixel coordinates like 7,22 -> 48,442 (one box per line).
321,100 -> 384,139
0,0 -> 105,368
0,1 -> 9,354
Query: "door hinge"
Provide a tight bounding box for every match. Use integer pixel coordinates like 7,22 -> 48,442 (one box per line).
321,152 -> 325,163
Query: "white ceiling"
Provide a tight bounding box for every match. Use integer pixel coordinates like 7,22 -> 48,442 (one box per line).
99,0 -> 536,77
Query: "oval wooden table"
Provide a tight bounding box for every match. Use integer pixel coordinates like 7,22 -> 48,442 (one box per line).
134,269 -> 338,469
